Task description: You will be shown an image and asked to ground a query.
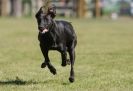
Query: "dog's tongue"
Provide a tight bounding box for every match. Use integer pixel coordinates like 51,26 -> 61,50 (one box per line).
42,29 -> 48,34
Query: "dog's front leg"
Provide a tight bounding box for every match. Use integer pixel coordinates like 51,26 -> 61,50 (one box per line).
40,44 -> 57,75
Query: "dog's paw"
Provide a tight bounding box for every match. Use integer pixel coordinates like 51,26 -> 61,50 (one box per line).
41,62 -> 47,68
69,76 -> 75,83
50,67 -> 57,75
61,62 -> 67,67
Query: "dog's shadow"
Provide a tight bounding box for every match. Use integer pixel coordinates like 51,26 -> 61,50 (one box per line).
0,79 -> 28,85
0,77 -> 70,86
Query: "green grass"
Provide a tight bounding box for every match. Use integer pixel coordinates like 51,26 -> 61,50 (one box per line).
0,17 -> 133,91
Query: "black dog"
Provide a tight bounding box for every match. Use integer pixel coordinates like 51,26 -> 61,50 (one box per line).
35,7 -> 77,82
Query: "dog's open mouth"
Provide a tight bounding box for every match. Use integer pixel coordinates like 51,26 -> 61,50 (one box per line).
39,28 -> 48,34
42,29 -> 48,33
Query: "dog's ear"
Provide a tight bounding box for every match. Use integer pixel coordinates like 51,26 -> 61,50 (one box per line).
35,7 -> 43,17
47,4 -> 56,19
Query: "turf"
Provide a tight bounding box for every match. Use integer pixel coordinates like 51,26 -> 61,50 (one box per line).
0,17 -> 133,91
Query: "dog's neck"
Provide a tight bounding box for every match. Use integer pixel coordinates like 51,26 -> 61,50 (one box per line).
49,20 -> 57,45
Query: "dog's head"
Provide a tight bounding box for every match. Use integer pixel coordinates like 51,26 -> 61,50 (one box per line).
35,7 -> 54,34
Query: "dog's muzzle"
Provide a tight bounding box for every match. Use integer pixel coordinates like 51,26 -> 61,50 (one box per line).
41,29 -> 48,34
39,27 -> 48,34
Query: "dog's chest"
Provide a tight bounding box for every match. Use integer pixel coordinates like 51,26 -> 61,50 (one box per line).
39,33 -> 58,47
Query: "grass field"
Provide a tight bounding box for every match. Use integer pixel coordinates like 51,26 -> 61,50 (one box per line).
0,17 -> 133,91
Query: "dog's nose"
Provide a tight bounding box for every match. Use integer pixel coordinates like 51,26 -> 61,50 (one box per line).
38,27 -> 44,31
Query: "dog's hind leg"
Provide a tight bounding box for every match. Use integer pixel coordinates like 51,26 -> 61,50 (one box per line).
68,40 -> 76,83
61,52 -> 67,67
61,52 -> 70,66
68,48 -> 75,83
60,45 -> 70,67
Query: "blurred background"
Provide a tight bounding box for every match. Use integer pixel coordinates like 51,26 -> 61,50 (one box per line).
0,0 -> 133,19
0,0 -> 133,91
